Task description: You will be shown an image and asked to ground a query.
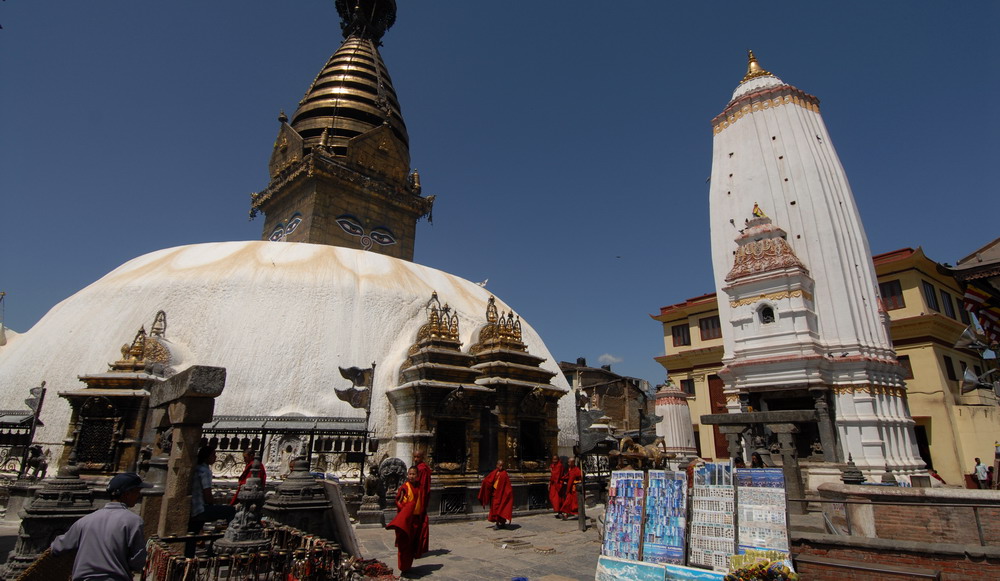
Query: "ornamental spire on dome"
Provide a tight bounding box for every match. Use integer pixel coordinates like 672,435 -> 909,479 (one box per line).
741,50 -> 772,83
336,0 -> 396,42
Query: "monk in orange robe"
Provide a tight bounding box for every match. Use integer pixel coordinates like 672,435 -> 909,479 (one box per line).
412,450 -> 432,556
559,457 -> 582,520
548,455 -> 565,517
386,467 -> 422,574
478,460 -> 514,529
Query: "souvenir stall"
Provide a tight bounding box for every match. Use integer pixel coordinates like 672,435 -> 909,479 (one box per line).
595,462 -> 797,581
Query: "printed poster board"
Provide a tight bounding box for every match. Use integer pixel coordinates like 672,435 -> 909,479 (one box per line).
596,555 -> 666,581
734,468 -> 789,554
686,462 -> 735,571
603,470 -> 645,561
642,470 -> 687,565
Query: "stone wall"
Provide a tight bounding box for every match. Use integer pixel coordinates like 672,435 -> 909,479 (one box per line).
816,482 -> 1000,544
792,534 -> 1000,580
791,482 -> 1000,579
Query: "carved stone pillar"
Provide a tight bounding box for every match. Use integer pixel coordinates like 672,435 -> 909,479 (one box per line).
768,423 -> 805,515
809,387 -> 839,462
718,424 -> 748,461
142,366 -> 226,537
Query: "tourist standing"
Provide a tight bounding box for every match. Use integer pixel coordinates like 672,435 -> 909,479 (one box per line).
51,472 -> 151,581
974,457 -> 989,489
558,457 -> 582,520
548,455 -> 565,517
387,467 -> 423,575
478,460 -> 514,529
189,447 -> 236,535
412,450 -> 432,556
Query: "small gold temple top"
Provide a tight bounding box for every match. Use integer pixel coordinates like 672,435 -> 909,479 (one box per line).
741,50 -> 772,83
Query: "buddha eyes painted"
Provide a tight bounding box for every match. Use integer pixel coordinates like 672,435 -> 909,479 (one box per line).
336,215 -> 397,250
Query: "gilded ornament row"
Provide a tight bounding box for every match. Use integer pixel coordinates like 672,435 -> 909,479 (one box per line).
729,289 -> 811,308
832,384 -> 905,397
713,94 -> 821,135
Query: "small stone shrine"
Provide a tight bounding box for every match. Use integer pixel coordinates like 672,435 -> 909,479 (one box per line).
0,466 -> 95,581
58,311 -> 173,476
262,457 -> 336,541
387,293 -> 562,514
215,457 -> 267,554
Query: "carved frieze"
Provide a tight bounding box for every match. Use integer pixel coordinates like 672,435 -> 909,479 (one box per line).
726,237 -> 806,281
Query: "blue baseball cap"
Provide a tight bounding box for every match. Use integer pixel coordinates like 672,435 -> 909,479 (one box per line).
107,472 -> 152,496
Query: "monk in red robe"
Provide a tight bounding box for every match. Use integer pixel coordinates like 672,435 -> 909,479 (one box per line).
386,467 -> 423,574
478,460 -> 514,529
230,449 -> 266,505
412,450 -> 432,556
558,457 -> 582,520
548,455 -> 565,517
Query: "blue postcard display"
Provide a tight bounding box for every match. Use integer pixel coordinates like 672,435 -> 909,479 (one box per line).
642,470 -> 688,565
734,468 -> 789,554
603,471 -> 645,561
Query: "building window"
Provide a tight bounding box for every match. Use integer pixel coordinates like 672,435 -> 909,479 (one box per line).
759,306 -> 775,324
897,355 -> 914,379
940,290 -> 956,319
699,315 -> 722,340
922,281 -> 940,312
672,324 -> 691,346
960,307 -> 971,325
879,280 -> 905,310
680,378 -> 696,395
943,356 -> 957,381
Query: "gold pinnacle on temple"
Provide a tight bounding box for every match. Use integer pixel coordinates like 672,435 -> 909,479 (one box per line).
742,50 -> 772,82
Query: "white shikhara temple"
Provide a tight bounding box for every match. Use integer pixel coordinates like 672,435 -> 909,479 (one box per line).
707,53 -> 923,477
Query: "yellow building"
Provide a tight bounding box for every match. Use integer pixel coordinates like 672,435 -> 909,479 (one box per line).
653,247 -> 999,485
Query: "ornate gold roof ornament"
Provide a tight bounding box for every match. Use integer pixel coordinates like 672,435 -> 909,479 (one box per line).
106,312 -> 173,374
470,296 -> 527,354
485,295 -> 499,324
741,50 -> 772,83
414,292 -> 460,344
110,326 -> 148,372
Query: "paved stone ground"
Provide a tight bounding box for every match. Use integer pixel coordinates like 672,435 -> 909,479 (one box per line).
355,509 -> 604,581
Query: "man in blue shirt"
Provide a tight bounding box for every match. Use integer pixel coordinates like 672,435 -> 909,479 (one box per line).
51,472 -> 150,581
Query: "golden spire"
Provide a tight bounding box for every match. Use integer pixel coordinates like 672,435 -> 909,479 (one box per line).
741,50 -> 772,83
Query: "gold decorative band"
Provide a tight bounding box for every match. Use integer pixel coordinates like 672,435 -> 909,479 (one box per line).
713,93 -> 820,135
729,289 -> 812,308
832,384 -> 906,398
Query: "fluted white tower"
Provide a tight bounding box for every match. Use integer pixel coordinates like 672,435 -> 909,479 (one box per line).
654,381 -> 698,462
708,52 -> 922,475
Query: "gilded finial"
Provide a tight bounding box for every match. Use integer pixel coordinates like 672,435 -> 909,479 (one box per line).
741,50 -> 772,83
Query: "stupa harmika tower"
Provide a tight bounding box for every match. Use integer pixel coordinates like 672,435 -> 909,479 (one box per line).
708,52 -> 923,475
250,0 -> 433,260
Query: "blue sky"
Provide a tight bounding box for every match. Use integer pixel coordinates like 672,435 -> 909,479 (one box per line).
2,1 -> 997,385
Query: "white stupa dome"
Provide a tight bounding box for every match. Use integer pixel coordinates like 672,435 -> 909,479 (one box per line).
0,241 -> 574,449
